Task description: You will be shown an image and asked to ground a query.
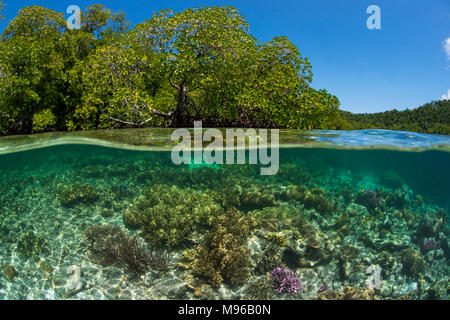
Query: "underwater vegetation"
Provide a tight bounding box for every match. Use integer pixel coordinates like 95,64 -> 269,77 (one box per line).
0,143 -> 448,300
83,224 -> 171,274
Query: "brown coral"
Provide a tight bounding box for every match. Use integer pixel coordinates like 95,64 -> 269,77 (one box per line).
192,208 -> 257,287
278,186 -> 335,215
315,287 -> 378,300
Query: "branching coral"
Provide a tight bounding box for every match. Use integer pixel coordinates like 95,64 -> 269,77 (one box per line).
192,208 -> 257,287
83,224 -> 171,274
270,267 -> 303,295
123,184 -> 223,246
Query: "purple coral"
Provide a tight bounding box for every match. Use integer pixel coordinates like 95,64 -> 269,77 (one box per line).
270,267 -> 303,295
423,239 -> 437,252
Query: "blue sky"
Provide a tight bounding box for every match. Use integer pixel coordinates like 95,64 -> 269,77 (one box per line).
1,0 -> 449,113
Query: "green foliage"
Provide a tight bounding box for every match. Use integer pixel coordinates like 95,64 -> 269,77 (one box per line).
70,44 -> 170,130
32,108 -> 56,132
3,4 -> 447,135
124,184 -> 223,246
0,4 -> 339,135
0,5 -> 67,134
192,208 -> 256,287
336,100 -> 450,135
82,4 -> 129,39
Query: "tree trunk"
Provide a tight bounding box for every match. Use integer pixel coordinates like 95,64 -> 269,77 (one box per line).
174,82 -> 187,127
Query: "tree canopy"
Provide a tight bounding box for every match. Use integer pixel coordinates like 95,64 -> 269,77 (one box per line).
322,100 -> 450,135
0,4 -> 340,135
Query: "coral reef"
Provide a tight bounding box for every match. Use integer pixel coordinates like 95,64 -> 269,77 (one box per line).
16,231 -> 48,260
416,210 -> 447,239
123,184 -> 223,246
401,249 -> 426,277
240,184 -> 277,210
266,233 -> 287,247
273,163 -> 311,185
315,287 -> 378,300
285,217 -> 334,268
385,188 -> 410,210
277,186 -> 335,215
249,205 -> 301,222
192,208 -> 256,287
58,184 -> 100,207
422,239 -> 437,253
254,242 -> 284,274
270,267 -> 303,295
356,189 -> 382,210
1,264 -> 17,281
83,224 -> 171,274
247,276 -> 275,300
0,140 -> 448,301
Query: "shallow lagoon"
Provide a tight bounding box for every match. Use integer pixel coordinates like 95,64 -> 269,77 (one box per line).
0,129 -> 448,300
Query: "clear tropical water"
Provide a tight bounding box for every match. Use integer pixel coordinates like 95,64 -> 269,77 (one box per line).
0,129 -> 448,300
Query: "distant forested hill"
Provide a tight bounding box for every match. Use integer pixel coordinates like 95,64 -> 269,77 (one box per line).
322,100 -> 450,135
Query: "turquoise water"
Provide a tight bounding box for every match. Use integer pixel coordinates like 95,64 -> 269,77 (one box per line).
0,129 -> 448,300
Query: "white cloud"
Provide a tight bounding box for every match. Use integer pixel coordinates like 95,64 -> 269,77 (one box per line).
441,89 -> 450,100
444,38 -> 450,59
